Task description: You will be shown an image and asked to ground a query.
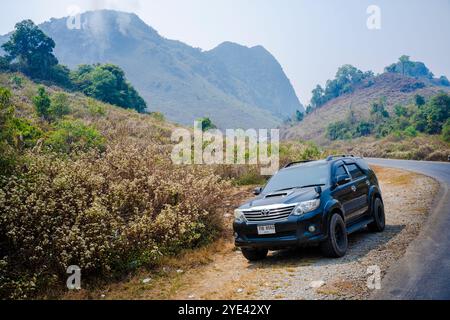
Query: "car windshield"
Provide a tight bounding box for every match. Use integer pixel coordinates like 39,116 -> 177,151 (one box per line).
263,163 -> 329,194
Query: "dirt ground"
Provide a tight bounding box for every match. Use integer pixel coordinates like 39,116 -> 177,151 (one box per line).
64,166 -> 439,300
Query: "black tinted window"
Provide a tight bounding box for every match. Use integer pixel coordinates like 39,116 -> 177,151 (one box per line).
335,165 -> 347,177
263,163 -> 329,193
347,164 -> 365,179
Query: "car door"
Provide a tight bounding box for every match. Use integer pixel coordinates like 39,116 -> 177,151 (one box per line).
344,162 -> 370,221
331,162 -> 355,220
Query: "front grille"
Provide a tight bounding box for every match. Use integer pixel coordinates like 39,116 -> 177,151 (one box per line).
243,205 -> 295,222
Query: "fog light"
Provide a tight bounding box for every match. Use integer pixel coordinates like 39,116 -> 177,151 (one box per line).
308,225 -> 316,233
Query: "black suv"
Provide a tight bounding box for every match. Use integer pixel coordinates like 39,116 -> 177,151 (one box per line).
233,155 -> 385,261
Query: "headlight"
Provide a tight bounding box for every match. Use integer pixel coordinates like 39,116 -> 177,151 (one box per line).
292,199 -> 321,216
234,209 -> 246,222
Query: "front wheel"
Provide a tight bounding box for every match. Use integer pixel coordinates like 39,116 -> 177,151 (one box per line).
320,213 -> 348,258
368,198 -> 385,232
241,248 -> 268,261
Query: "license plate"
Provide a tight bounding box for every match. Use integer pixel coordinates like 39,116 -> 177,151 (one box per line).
257,225 -> 276,235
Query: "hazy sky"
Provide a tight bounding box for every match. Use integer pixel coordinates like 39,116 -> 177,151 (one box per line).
1,0 -> 450,103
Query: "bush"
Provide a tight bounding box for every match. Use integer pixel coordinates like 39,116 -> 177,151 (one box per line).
443,119 -> 450,143
6,117 -> 42,148
49,92 -> 71,119
44,120 -> 105,153
0,143 -> 228,298
33,86 -> 51,120
404,125 -> 418,137
86,98 -> 106,117
9,75 -> 24,89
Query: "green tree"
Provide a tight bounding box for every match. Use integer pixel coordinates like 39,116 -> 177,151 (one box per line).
198,117 -> 217,132
33,86 -> 51,120
49,92 -> 70,119
310,85 -> 325,108
442,119 -> 450,142
355,121 -> 374,137
438,76 -> 450,86
370,98 -> 389,120
399,55 -> 410,76
295,110 -> 304,122
385,56 -> 433,79
425,93 -> 450,134
394,104 -> 408,117
415,94 -> 426,107
2,20 -> 58,80
71,64 -> 147,113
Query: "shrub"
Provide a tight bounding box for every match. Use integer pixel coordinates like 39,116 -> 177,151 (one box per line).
33,86 -> 51,120
49,92 -> 71,119
44,120 -> 105,153
443,119 -> 450,143
0,143 -> 228,298
6,118 -> 42,148
150,112 -> 165,122
86,98 -> 106,117
9,75 -> 24,89
404,126 -> 418,137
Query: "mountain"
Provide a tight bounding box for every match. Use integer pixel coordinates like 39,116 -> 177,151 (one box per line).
0,10 -> 303,129
281,72 -> 450,144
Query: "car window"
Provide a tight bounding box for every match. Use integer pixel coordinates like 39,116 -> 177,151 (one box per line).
263,163 -> 329,193
347,164 -> 365,179
335,165 -> 347,178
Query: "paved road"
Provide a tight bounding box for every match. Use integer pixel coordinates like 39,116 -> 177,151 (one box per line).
367,158 -> 450,300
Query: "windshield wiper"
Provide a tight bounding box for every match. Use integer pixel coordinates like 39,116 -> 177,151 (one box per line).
272,184 -> 325,193
300,184 -> 325,189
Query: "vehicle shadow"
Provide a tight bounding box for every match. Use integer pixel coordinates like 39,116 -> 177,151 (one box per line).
246,224 -> 405,269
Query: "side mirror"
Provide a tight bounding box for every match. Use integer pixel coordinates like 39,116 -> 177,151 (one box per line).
336,174 -> 351,186
253,187 -> 263,195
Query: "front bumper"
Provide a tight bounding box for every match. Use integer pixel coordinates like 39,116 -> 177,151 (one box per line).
233,211 -> 326,250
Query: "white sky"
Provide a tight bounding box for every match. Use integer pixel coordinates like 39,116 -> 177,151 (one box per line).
1,0 -> 450,104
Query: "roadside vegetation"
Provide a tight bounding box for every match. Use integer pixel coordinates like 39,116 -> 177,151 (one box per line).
323,93 -> 450,160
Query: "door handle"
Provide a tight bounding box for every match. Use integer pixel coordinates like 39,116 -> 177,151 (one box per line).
351,185 -> 357,192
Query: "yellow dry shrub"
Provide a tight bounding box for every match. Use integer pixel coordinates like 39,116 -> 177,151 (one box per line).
0,141 -> 228,298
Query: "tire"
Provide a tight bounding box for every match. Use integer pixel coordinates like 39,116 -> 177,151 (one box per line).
320,213 -> 348,258
368,197 -> 385,232
241,248 -> 268,261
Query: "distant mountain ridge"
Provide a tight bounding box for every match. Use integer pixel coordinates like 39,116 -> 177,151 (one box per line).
0,10 -> 303,128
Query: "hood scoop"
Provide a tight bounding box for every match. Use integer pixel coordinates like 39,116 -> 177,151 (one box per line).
264,192 -> 288,198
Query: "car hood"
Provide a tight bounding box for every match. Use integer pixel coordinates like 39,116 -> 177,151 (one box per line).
238,187 -> 320,210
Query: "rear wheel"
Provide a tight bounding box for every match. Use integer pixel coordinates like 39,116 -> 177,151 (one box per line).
368,198 -> 385,232
241,248 -> 268,261
320,213 -> 348,258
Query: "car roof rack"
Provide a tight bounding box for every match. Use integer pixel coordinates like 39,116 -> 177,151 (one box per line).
326,154 -> 356,161
283,160 -> 314,168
